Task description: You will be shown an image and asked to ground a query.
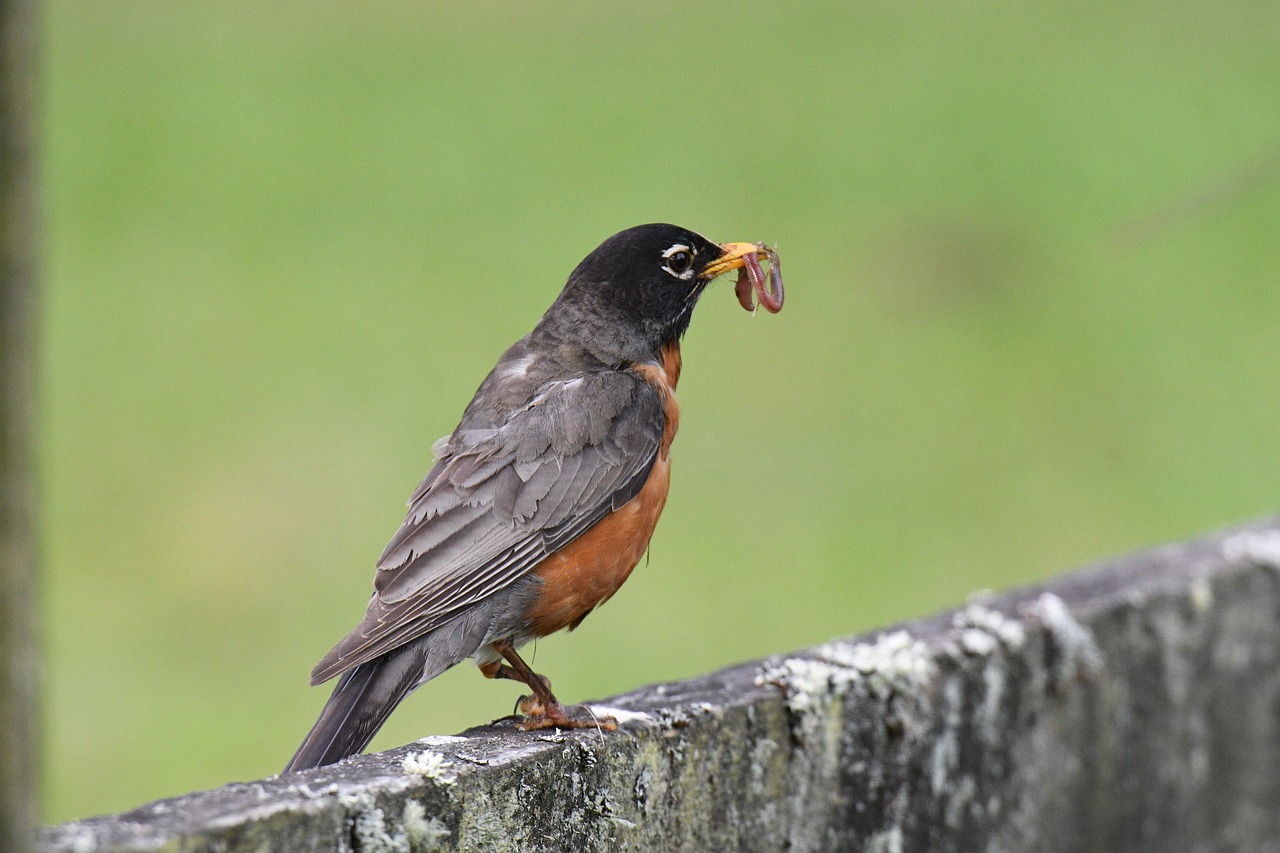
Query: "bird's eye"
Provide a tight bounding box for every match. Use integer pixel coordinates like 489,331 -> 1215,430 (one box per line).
661,244 -> 695,279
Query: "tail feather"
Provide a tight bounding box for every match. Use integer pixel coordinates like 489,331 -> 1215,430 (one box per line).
283,648 -> 423,773
284,580 -> 542,773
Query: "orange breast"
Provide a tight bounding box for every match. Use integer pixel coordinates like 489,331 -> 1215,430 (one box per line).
525,342 -> 682,636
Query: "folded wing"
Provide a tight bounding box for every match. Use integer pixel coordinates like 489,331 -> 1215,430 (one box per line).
310,370 -> 663,685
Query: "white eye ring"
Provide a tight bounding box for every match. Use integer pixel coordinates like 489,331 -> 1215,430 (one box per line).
661,244 -> 696,280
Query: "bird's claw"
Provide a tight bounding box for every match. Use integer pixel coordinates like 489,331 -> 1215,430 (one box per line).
514,700 -> 618,732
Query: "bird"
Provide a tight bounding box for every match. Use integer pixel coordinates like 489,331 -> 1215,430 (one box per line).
284,223 -> 782,772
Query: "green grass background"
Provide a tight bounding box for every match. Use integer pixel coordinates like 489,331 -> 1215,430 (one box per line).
43,0 -> 1280,823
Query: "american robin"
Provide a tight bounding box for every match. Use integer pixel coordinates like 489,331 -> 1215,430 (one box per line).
284,223 -> 782,772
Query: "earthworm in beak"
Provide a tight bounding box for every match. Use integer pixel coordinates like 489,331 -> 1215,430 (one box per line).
735,244 -> 784,313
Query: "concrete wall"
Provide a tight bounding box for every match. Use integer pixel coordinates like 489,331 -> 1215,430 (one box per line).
40,517 -> 1280,852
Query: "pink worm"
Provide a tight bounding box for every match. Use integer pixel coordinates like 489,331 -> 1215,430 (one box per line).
734,244 -> 784,313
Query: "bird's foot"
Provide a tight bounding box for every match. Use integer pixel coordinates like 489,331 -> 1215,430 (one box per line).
514,696 -> 617,732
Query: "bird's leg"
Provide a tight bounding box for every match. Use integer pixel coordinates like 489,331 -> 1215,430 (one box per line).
487,639 -> 616,732
478,660 -> 552,692
488,638 -> 562,720
478,658 -> 554,715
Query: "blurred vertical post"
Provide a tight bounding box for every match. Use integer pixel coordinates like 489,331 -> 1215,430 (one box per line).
0,0 -> 37,849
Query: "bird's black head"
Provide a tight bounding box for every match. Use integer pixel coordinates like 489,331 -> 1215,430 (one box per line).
536,223 -> 768,365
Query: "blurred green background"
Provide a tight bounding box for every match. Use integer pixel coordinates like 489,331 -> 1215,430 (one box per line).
42,0 -> 1280,824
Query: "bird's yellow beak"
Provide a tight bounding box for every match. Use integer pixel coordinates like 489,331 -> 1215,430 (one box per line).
701,242 -> 769,279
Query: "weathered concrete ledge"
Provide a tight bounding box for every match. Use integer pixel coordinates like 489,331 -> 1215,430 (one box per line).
42,517 -> 1280,852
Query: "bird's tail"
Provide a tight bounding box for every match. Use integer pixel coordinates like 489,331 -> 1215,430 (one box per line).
283,647 -> 424,773
284,583 -> 536,773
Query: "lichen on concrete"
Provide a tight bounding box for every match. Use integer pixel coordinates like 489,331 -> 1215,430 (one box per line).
950,599 -> 1027,657
819,630 -> 937,699
343,791 -> 439,853
1221,528 -> 1280,569
352,803 -> 409,853
756,628 -> 936,717
402,800 -> 451,852
401,751 -> 458,785
1028,592 -> 1103,687
1188,576 -> 1214,613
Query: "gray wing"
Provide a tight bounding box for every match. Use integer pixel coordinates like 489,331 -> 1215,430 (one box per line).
311,369 -> 663,684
